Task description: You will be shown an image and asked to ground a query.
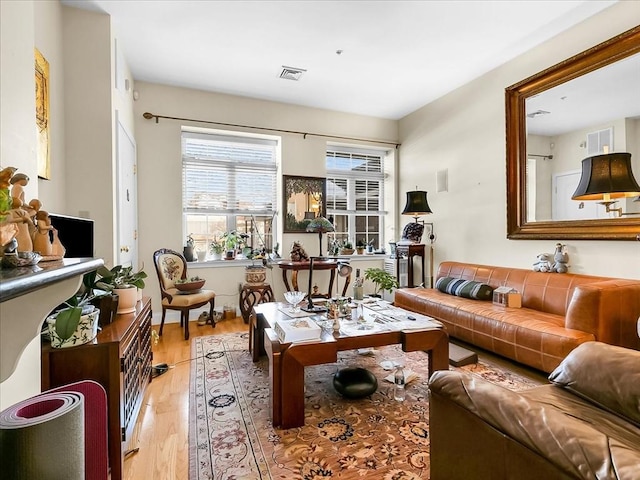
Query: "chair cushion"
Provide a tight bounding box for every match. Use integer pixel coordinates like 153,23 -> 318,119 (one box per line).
157,253 -> 185,289
333,367 -> 378,399
163,289 -> 216,307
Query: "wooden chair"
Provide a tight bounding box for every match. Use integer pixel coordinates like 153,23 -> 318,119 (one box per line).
153,248 -> 215,340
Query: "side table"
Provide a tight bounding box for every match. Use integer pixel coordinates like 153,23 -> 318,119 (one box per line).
239,283 -> 274,324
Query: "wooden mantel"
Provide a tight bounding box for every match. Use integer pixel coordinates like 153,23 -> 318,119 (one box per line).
0,258 -> 103,384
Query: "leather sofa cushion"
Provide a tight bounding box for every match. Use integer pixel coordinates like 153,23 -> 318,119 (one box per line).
549,341 -> 640,427
435,276 -> 494,300
429,370 -> 640,479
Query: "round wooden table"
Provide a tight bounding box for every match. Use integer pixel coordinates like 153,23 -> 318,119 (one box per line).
277,259 -> 351,298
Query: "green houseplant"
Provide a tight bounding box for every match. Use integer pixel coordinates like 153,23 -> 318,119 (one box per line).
46,291 -> 100,348
209,235 -> 225,260
364,267 -> 399,297
95,265 -> 147,314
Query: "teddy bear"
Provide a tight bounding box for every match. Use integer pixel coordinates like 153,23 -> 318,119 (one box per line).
551,243 -> 569,273
533,253 -> 554,272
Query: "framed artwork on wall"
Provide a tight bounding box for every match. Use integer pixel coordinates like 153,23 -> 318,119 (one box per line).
283,175 -> 326,233
35,48 -> 51,180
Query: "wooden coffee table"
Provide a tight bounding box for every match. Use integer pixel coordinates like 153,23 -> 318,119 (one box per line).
249,302 -> 449,429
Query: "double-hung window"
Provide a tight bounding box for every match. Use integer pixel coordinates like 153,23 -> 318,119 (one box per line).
182,130 -> 278,255
326,147 -> 386,249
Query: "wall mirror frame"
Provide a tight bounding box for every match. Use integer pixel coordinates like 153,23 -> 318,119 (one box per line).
283,175 -> 327,233
506,26 -> 640,240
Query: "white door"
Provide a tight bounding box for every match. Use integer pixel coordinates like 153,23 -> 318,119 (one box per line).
552,170 -> 601,220
116,112 -> 138,267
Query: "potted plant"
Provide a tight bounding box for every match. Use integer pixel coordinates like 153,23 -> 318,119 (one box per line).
210,235 -> 225,261
243,247 -> 272,285
356,239 -> 366,255
95,264 -> 147,314
340,240 -> 354,255
46,293 -> 100,348
222,231 -> 241,259
364,267 -> 399,298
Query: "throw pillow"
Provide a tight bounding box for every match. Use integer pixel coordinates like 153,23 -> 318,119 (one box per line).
548,341 -> 640,427
435,276 -> 494,300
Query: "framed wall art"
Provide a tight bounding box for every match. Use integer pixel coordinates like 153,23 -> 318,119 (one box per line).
283,175 -> 326,233
35,48 -> 51,180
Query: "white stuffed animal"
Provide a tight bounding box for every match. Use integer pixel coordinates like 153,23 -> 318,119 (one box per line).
533,253 -> 554,272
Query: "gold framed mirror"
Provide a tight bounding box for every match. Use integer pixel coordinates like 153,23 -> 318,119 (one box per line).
506,26 -> 640,240
283,175 -> 326,233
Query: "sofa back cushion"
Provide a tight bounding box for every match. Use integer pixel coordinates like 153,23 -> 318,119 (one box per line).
548,341 -> 640,427
436,261 -> 608,317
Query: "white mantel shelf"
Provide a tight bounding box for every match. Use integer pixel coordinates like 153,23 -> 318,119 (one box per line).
0,257 -> 103,384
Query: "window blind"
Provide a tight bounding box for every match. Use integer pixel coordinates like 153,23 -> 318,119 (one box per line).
182,132 -> 277,215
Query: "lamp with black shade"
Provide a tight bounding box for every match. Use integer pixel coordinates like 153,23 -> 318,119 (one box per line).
571,153 -> 640,217
400,189 -> 435,244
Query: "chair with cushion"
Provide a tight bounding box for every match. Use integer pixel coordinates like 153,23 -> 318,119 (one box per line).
153,248 -> 216,340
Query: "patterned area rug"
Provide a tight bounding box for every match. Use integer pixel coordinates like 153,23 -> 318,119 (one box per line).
189,333 -> 542,479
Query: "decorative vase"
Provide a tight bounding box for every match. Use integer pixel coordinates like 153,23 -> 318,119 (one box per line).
114,287 -> 138,314
183,245 -> 196,262
245,266 -> 267,285
47,308 -> 100,348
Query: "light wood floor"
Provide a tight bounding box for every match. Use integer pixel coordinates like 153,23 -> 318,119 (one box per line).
123,317 -> 248,480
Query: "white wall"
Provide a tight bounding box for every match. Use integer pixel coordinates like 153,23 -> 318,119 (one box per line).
133,82 -> 398,318
398,2 -> 640,279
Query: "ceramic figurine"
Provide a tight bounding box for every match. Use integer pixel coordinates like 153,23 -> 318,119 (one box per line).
8,197 -> 33,252
33,210 -> 54,256
10,172 -> 29,204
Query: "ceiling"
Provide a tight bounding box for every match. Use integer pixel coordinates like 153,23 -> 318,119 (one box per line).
62,0 -> 618,120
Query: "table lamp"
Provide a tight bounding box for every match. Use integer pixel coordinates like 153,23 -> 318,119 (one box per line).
305,216 -> 334,257
572,152 -> 640,217
400,189 -> 433,243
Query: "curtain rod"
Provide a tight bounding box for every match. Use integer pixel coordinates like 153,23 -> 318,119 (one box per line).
528,154 -> 553,160
142,112 -> 400,148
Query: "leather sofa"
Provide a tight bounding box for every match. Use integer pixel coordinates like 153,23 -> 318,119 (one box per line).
428,342 -> 640,480
394,261 -> 640,372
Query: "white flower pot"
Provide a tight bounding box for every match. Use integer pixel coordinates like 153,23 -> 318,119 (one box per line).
47,309 -> 100,349
114,287 -> 138,314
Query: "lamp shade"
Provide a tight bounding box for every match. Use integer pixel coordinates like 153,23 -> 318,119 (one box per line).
572,153 -> 640,200
402,190 -> 433,216
305,216 -> 335,233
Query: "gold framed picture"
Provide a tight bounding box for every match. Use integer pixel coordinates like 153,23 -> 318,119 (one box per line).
35,48 -> 50,180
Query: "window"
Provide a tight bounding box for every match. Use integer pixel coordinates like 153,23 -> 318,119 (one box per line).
182,130 -> 278,256
326,147 -> 386,249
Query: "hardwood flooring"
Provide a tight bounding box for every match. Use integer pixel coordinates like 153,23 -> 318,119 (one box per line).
123,317 -> 248,480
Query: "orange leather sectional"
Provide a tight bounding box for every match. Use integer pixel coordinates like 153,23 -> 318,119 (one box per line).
394,261 -> 640,372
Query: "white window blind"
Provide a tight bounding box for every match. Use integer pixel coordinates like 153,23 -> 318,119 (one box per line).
182,132 -> 277,214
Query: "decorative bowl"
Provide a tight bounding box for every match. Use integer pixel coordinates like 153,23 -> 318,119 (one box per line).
175,279 -> 205,292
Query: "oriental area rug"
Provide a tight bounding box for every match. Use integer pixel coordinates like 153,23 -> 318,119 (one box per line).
189,333 -> 541,480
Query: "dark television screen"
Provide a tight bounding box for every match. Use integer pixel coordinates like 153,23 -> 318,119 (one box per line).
49,213 -> 95,258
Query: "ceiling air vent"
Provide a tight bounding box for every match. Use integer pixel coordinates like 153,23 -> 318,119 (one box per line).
279,66 -> 306,81
526,109 -> 550,119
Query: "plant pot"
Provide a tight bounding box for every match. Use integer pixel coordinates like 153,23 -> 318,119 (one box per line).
356,247 -> 365,255
211,252 -> 223,261
224,251 -> 235,260
47,308 -> 100,348
114,287 -> 138,314
245,266 -> 267,285
340,248 -> 354,255
91,293 -> 119,327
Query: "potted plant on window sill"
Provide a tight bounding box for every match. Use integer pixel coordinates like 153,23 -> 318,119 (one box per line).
210,236 -> 225,261
356,239 -> 366,255
95,264 -> 147,314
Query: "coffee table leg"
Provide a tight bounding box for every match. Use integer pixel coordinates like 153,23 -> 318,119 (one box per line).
251,312 -> 266,362
427,330 -> 449,377
280,349 -> 306,429
264,329 -> 282,427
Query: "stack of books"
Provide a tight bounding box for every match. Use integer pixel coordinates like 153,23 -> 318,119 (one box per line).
274,318 -> 322,343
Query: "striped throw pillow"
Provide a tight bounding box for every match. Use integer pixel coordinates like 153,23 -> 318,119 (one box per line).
435,277 -> 494,301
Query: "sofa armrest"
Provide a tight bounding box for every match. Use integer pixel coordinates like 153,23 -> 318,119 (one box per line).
565,279 -> 640,350
429,370 -> 640,479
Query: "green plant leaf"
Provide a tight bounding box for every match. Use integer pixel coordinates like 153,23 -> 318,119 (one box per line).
54,307 -> 82,340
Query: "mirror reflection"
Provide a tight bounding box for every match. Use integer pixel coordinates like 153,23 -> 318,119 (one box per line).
283,175 -> 326,233
525,52 -> 640,222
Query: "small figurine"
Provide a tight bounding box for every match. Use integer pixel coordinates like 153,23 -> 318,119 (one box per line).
551,243 -> 569,273
33,210 -> 54,256
10,173 -> 29,204
8,197 -> 33,252
533,253 -> 553,273
290,241 -> 309,261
